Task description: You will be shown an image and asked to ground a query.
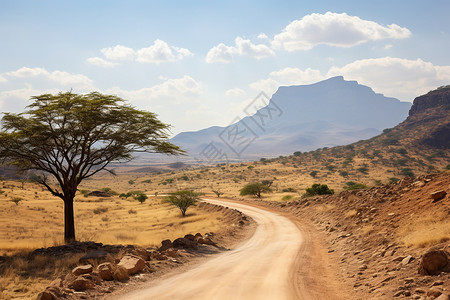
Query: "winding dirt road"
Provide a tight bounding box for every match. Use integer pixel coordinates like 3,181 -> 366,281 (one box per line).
120,198 -> 309,300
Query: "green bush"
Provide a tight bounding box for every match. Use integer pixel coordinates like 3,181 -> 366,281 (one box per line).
309,171 -> 318,178
282,187 -> 296,192
345,182 -> 367,190
400,168 -> 415,177
281,195 -> 293,201
389,177 -> 400,183
304,184 -> 334,197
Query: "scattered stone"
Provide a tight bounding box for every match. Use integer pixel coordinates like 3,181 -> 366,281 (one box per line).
158,239 -> 173,251
72,264 -> 93,276
431,190 -> 447,201
133,248 -> 150,261
118,255 -> 146,275
164,249 -> 178,258
67,277 -> 94,291
418,250 -> 449,275
415,288 -> 426,294
435,294 -> 450,300
431,281 -> 444,287
197,237 -> 216,246
184,234 -> 196,241
36,290 -> 58,300
402,255 -> 415,265
427,287 -> 443,298
112,265 -> 129,281
173,237 -> 198,249
97,262 -> 114,281
393,256 -> 406,262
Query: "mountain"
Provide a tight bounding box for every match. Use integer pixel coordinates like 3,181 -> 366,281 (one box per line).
171,76 -> 411,161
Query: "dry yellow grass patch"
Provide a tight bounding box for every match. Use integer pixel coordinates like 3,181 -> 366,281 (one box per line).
399,211 -> 450,248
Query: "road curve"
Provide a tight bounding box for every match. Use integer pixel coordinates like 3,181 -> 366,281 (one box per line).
120,199 -> 305,300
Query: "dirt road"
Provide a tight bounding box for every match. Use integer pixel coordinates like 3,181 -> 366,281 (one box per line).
118,198 -> 308,300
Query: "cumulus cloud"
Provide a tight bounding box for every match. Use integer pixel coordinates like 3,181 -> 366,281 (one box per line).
327,57 -> 450,101
105,75 -> 203,107
225,88 -> 246,97
86,57 -> 120,68
250,67 -> 325,95
87,40 -> 193,66
5,67 -> 94,89
101,45 -> 136,61
257,33 -> 269,40
136,39 -> 193,64
205,37 -> 275,63
0,75 -> 6,83
272,12 -> 411,51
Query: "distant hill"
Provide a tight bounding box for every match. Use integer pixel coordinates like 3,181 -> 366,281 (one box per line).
171,76 -> 411,161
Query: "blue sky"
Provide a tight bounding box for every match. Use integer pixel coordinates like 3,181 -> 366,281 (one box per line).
1,0 -> 449,134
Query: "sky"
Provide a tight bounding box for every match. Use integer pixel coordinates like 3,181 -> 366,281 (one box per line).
1,0 -> 449,135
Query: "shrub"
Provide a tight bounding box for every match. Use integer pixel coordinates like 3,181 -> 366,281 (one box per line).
128,209 -> 137,214
142,179 -> 152,183
400,168 -> 415,177
345,182 -> 367,190
281,195 -> 293,201
339,171 -> 349,177
309,171 -> 318,178
304,184 -> 334,196
389,177 -> 400,183
282,187 -> 296,192
357,167 -> 368,174
128,180 -> 135,185
93,207 -> 108,214
11,197 -> 23,205
134,192 -> 148,204
293,151 -> 302,156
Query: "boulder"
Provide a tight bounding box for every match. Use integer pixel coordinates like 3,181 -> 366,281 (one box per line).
401,255 -> 414,265
431,190 -> 447,201
184,234 -> 196,241
97,262 -> 114,281
67,277 -> 94,291
158,239 -> 173,251
419,250 -> 449,275
118,255 -> 146,275
172,237 -> 198,249
133,248 -> 150,261
36,289 -> 58,300
112,265 -> 129,281
164,249 -> 179,259
72,264 -> 93,276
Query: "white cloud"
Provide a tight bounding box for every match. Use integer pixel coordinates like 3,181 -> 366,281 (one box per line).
205,37 -> 275,63
257,33 -> 269,39
100,45 -> 136,61
327,57 -> 450,101
5,67 -> 94,89
0,75 -> 6,83
136,39 -> 193,64
272,12 -> 411,51
384,44 -> 393,50
225,88 -> 246,97
106,75 -> 203,106
250,67 -> 325,95
86,57 -> 119,68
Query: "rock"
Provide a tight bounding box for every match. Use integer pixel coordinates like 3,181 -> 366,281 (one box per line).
79,250 -> 109,264
197,237 -> 216,246
393,256 -> 406,262
154,253 -> 168,260
67,277 -> 94,291
194,233 -> 203,238
158,239 -> 173,251
431,281 -> 444,286
184,234 -> 196,241
173,237 -> 198,249
133,248 -> 150,261
112,265 -> 129,281
164,249 -> 178,258
431,190 -> 447,201
435,294 -> 449,300
418,250 -> 449,275
36,290 -> 58,300
427,287 -> 443,298
72,264 -> 93,276
118,255 -> 146,275
402,255 -> 415,265
97,262 -> 114,281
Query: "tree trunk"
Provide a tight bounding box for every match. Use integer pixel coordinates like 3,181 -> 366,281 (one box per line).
64,197 -> 76,243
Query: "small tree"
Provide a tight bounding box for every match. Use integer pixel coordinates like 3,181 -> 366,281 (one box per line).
309,171 -> 318,178
164,190 -> 200,217
134,192 -> 148,204
261,180 -> 273,188
240,182 -> 272,199
304,184 -> 334,197
0,91 -> 183,242
212,189 -> 223,198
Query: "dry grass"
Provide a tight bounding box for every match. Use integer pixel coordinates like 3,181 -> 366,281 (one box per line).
399,211 -> 450,248
344,209 -> 358,219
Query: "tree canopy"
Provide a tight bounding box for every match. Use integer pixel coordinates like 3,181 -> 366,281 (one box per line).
239,182 -> 272,199
0,91 -> 184,242
163,190 -> 200,217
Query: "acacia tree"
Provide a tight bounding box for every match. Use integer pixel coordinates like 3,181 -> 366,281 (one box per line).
240,182 -> 272,199
164,190 -> 200,217
0,92 -> 184,242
